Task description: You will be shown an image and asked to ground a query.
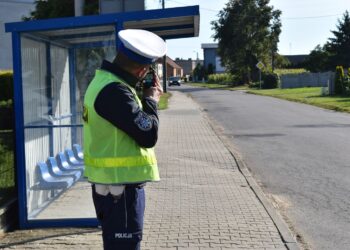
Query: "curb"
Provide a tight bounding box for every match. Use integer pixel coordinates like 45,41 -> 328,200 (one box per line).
196,104 -> 300,250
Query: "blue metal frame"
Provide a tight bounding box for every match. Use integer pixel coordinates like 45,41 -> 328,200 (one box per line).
24,218 -> 98,228
116,21 -> 124,48
68,48 -> 77,144
12,32 -> 27,229
46,42 -> 54,157
5,5 -> 200,229
25,125 -> 83,129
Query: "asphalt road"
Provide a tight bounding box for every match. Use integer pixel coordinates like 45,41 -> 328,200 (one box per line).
173,85 -> 350,250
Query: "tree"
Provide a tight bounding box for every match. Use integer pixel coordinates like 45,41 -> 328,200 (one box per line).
334,66 -> 345,95
207,63 -> 215,75
23,0 -> 99,20
304,45 -> 331,72
211,0 -> 281,84
274,54 -> 290,69
193,63 -> 206,81
305,11 -> 350,72
325,11 -> 350,69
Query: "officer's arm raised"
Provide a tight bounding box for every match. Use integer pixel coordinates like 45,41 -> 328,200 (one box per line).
94,83 -> 159,148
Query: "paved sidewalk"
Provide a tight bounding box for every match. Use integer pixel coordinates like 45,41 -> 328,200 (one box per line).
0,90 -> 296,249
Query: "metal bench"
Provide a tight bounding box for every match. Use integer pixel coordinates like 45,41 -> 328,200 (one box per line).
65,149 -> 84,166
56,152 -> 84,173
34,162 -> 74,190
47,157 -> 82,181
73,144 -> 84,161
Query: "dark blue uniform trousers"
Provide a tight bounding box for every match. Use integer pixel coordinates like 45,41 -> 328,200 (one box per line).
92,184 -> 145,250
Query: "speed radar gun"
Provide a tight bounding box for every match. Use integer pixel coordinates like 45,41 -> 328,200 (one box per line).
143,66 -> 157,89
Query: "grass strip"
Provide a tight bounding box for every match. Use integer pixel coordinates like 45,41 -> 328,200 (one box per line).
158,92 -> 171,110
247,87 -> 350,113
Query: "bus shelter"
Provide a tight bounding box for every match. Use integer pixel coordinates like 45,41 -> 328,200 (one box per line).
5,5 -> 199,229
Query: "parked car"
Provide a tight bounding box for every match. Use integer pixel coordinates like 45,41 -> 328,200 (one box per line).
168,76 -> 181,86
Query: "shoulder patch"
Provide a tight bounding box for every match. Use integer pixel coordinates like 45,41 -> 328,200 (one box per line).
134,112 -> 152,131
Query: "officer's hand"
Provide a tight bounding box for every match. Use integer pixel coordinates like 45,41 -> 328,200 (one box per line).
143,73 -> 163,103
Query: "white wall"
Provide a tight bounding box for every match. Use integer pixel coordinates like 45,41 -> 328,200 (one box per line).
0,0 -> 35,70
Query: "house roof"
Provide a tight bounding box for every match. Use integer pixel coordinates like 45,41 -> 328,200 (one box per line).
157,56 -> 182,69
283,55 -> 309,65
201,43 -> 218,49
166,56 -> 182,69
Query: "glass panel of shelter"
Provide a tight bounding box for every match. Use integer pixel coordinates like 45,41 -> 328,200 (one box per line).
21,26 -> 116,220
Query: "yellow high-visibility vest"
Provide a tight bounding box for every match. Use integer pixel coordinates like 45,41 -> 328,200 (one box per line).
83,69 -> 159,184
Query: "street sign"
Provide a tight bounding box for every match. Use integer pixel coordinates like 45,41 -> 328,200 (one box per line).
256,61 -> 265,70
256,61 -> 264,89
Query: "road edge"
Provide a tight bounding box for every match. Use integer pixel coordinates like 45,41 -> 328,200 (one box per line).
198,106 -> 300,250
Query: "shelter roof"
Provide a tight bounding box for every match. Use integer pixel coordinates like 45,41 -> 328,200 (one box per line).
5,6 -> 200,46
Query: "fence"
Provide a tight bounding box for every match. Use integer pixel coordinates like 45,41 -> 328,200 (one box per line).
280,71 -> 334,89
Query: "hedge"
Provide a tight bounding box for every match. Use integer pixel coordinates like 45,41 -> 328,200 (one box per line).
207,73 -> 235,84
262,73 -> 280,89
0,71 -> 13,101
0,71 -> 14,130
0,102 -> 14,130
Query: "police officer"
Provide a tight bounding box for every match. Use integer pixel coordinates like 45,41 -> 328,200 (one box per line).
83,29 -> 167,250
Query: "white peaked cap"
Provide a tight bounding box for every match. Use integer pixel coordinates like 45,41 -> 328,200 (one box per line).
118,29 -> 167,64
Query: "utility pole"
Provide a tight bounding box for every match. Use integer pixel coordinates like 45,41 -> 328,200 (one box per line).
74,0 -> 85,16
161,0 -> 167,93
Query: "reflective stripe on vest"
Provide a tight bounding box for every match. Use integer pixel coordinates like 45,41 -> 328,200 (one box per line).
84,154 -> 157,168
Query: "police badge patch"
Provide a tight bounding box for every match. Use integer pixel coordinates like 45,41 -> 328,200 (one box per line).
134,112 -> 152,131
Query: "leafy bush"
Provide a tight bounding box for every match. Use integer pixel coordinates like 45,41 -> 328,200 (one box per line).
0,100 -> 13,130
274,68 -> 308,75
0,71 -> 13,101
193,63 -> 206,81
207,73 -> 235,84
0,131 -> 15,206
262,73 -> 280,89
344,68 -> 350,90
334,66 -> 345,94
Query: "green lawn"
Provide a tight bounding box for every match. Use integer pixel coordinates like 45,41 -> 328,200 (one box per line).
0,130 -> 15,206
158,92 -> 171,110
247,87 -> 350,113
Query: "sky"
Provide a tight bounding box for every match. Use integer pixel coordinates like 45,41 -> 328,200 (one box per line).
146,0 -> 349,60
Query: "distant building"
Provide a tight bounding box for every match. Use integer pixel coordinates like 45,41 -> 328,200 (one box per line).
283,55 -> 309,67
100,0 -> 145,14
156,56 -> 183,78
201,43 -> 226,73
174,58 -> 203,77
0,0 -> 35,70
165,56 -> 183,78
